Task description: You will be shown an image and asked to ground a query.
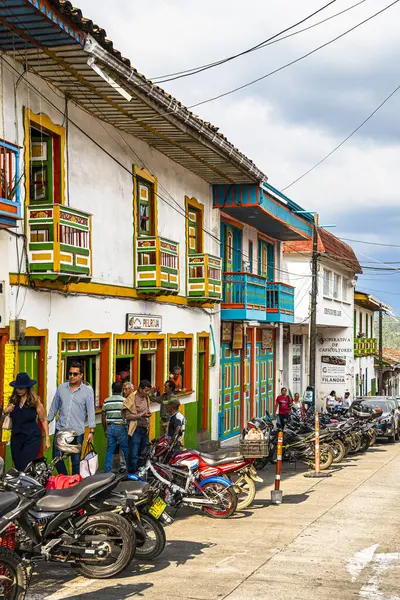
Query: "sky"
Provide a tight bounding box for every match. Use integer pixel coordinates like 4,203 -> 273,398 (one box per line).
76,0 -> 400,311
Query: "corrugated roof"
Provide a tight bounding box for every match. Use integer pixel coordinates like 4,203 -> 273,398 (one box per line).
0,0 -> 267,184
283,228 -> 362,274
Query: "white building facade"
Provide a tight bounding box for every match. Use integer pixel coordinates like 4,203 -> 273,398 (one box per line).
282,229 -> 362,410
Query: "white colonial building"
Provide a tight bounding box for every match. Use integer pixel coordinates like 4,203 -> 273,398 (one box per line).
282,229 -> 362,410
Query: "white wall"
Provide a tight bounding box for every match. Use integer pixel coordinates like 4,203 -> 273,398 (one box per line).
1,58 -> 220,293
354,355 -> 377,397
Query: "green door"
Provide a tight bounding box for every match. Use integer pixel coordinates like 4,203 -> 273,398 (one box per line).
197,351 -> 205,431
18,338 -> 41,394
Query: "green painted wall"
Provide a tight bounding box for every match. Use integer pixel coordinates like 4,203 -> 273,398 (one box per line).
183,401 -> 198,449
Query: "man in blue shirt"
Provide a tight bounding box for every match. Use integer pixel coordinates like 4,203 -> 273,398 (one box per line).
48,361 -> 96,475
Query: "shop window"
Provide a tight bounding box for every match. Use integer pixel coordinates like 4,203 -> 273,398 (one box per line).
61,338 -> 102,407
169,337 -> 192,391
29,125 -> 62,205
136,177 -> 155,236
115,338 -> 136,386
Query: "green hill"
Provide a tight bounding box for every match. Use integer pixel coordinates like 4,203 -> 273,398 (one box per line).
377,315 -> 400,350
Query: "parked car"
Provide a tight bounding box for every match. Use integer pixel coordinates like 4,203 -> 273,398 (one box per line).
359,398 -> 398,443
387,398 -> 400,440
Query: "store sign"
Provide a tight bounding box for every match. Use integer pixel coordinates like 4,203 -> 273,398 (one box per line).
324,307 -> 342,317
126,314 -> 162,333
232,324 -> 243,350
319,336 -> 352,385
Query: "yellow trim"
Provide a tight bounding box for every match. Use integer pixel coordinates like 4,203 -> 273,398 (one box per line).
32,253 -> 52,261
57,331 -> 112,387
138,272 -> 155,280
185,196 -> 205,296
9,274 -> 216,308
24,108 -> 66,208
133,165 -> 159,238
76,257 -> 88,266
60,253 -> 73,263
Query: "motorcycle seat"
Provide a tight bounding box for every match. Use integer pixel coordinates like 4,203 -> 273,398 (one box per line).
0,491 -> 19,517
200,453 -> 244,466
34,472 -> 116,512
114,480 -> 150,498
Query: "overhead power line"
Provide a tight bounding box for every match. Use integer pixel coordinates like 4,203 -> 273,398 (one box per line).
186,0 -> 399,110
282,80 -> 400,191
152,0 -> 340,83
341,237 -> 400,248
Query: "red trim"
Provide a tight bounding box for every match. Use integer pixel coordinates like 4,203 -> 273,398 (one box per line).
99,338 -> 110,407
220,212 -> 244,229
249,328 -> 255,419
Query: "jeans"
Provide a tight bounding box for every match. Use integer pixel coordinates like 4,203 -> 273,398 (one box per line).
104,424 -> 129,472
53,432 -> 84,476
128,427 -> 149,474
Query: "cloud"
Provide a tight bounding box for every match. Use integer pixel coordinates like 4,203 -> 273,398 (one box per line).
75,0 -> 400,310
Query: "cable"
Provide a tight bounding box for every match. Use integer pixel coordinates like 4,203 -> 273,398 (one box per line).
282,80 -> 400,191
152,0 -> 340,83
187,1 -> 399,110
340,237 -> 400,248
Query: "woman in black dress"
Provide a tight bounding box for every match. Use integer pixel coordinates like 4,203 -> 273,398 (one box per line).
3,372 -> 50,471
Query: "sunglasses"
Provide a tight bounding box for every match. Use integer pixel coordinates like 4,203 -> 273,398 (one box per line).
68,372 -> 80,377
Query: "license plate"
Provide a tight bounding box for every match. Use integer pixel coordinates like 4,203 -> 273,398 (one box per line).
148,497 -> 167,520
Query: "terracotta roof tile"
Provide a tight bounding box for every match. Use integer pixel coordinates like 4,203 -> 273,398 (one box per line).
283,228 -> 362,274
382,348 -> 400,366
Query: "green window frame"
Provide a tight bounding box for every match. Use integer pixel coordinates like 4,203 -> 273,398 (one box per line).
137,178 -> 154,236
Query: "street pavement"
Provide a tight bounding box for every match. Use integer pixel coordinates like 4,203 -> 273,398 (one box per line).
27,440 -> 400,600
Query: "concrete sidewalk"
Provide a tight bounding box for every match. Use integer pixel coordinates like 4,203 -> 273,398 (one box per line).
27,440 -> 400,599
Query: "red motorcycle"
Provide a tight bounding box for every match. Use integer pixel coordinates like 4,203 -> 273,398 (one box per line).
154,438 -> 262,510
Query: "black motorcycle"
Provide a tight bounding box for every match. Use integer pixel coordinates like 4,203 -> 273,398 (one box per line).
25,456 -> 169,561
0,491 -> 30,600
1,469 -> 135,579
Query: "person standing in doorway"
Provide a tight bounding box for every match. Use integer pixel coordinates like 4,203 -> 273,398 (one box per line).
48,361 -> 96,475
102,381 -> 129,472
154,380 -> 177,437
275,387 -> 292,431
170,366 -> 183,392
292,392 -> 302,413
4,372 -> 50,471
122,380 -> 152,474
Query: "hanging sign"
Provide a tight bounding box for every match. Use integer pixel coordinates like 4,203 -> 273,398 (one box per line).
262,329 -> 273,350
232,324 -> 243,350
126,314 -> 162,333
221,322 -> 233,344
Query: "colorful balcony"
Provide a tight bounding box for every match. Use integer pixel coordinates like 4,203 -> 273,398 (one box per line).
354,337 -> 377,357
0,139 -> 22,228
27,204 -> 92,282
136,236 -> 179,295
188,254 -> 222,302
221,273 -> 267,320
266,282 -> 294,323
221,275 -> 295,323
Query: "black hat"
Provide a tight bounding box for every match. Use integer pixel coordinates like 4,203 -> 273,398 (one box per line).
10,372 -> 37,389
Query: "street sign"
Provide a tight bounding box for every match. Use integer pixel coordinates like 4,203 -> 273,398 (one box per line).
126,314 -> 162,333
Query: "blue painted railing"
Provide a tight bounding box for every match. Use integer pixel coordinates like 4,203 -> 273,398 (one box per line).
221,274 -> 295,323
266,283 -> 294,323
0,138 -> 21,228
222,272 -> 267,309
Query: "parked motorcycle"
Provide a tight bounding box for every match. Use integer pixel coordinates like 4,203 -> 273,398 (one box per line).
0,492 -> 30,600
150,437 -> 263,510
24,455 -> 169,561
135,441 -> 238,518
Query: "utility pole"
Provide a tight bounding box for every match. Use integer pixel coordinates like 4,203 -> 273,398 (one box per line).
378,305 -> 383,394
309,214 -> 319,391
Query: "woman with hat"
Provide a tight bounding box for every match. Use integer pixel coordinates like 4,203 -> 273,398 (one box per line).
3,372 -> 50,471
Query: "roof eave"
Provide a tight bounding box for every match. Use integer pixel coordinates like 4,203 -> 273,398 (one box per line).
83,35 -> 267,184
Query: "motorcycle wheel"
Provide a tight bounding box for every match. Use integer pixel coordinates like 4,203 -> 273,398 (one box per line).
0,547 -> 28,600
369,432 -> 376,446
229,474 -> 256,510
359,436 -> 370,453
134,513 -> 166,560
201,482 -> 237,519
311,443 -> 333,470
331,439 -> 346,463
74,513 -> 135,579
